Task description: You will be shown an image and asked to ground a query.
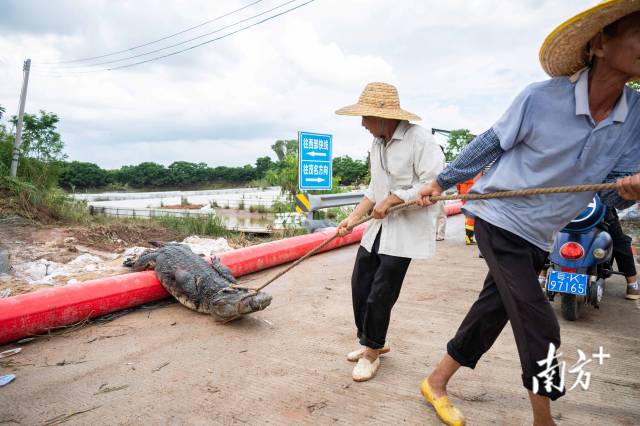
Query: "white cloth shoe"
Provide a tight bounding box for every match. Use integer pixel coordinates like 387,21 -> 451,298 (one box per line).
352,356 -> 380,382
346,344 -> 390,362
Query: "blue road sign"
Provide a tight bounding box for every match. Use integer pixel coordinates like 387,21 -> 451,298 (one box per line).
299,131 -> 332,191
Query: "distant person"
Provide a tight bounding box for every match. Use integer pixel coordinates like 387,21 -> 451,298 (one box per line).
335,82 -> 444,382
456,173 -> 482,245
436,200 -> 447,241
605,206 -> 639,299
436,143 -> 447,241
416,2 -> 640,425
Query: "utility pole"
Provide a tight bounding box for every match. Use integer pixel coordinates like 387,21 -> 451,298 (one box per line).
10,59 -> 31,178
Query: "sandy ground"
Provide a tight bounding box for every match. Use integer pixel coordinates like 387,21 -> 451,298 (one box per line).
1,215 -> 639,425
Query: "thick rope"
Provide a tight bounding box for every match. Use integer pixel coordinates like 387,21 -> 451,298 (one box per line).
238,182 -> 618,293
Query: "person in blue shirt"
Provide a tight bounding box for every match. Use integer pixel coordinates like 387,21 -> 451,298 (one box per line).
415,2 -> 640,425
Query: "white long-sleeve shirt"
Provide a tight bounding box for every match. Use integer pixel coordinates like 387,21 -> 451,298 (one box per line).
361,120 -> 444,259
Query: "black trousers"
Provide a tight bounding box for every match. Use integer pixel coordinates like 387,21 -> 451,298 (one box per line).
606,207 -> 637,277
447,218 -> 565,400
351,230 -> 411,350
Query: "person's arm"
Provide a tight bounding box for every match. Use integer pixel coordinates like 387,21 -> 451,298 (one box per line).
436,128 -> 504,190
337,147 -> 377,236
374,129 -> 445,218
600,170 -> 640,209
417,82 -> 535,206
337,196 -> 375,236
416,129 -> 503,205
617,174 -> 640,200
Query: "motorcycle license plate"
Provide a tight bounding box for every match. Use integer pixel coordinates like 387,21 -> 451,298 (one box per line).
546,270 -> 588,296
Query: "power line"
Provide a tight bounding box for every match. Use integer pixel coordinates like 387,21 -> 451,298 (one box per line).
46,0 -> 266,64
109,0 -> 315,71
52,0 -> 300,69
38,0 -> 316,74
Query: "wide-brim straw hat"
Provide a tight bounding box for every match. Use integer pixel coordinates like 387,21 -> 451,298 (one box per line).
540,0 -> 640,79
335,82 -> 421,121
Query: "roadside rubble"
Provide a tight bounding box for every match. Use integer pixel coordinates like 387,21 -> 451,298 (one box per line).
0,235 -> 234,295
11,254 -> 107,285
181,235 -> 232,256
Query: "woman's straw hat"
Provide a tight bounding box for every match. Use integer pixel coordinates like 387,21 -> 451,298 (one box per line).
335,82 -> 421,121
540,0 -> 640,78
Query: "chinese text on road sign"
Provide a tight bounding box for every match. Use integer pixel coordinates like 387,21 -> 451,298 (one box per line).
299,131 -> 332,191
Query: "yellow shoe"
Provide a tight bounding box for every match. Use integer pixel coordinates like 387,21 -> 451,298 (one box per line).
420,378 -> 465,426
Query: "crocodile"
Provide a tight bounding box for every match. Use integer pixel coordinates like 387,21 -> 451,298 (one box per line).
127,243 -> 271,322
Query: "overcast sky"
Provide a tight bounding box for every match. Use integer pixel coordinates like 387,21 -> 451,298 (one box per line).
0,0 -> 594,169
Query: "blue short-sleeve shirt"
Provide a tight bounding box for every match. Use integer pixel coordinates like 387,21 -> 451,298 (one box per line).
465,69 -> 640,250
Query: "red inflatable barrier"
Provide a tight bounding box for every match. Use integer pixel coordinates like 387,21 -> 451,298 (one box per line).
0,225 -> 364,345
445,201 -> 462,216
0,203 -> 462,345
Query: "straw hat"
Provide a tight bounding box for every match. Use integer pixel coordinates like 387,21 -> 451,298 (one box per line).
335,82 -> 421,121
540,0 -> 640,78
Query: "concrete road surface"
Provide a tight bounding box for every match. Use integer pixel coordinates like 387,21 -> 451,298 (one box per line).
1,216 -> 638,425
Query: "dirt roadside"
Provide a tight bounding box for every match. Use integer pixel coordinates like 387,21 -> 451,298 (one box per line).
0,215 -> 638,425
0,215 -> 271,298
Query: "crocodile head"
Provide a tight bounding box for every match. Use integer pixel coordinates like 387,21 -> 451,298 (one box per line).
208,288 -> 272,322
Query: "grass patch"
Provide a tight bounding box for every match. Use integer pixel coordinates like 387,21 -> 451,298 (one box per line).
270,199 -> 296,214
0,175 -> 91,224
249,204 -> 269,214
272,227 -> 307,238
153,214 -> 229,238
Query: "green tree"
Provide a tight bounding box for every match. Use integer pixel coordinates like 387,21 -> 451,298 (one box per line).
0,123 -> 10,175
265,153 -> 298,197
59,161 -> 111,190
167,161 -> 208,186
1,110 -> 65,186
255,156 -> 273,178
444,129 -> 475,162
629,81 -> 640,92
333,155 -> 368,185
118,162 -> 168,187
270,139 -> 297,162
10,110 -> 66,162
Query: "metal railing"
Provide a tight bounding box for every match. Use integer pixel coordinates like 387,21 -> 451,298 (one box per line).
308,191 -> 365,210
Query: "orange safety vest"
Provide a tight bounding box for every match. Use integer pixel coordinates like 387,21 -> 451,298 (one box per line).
456,172 -> 483,204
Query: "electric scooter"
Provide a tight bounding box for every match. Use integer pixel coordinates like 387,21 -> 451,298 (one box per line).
544,196 -> 620,321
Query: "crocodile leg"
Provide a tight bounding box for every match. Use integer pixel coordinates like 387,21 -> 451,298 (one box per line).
210,257 -> 237,284
131,250 -> 160,272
